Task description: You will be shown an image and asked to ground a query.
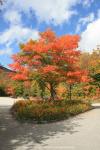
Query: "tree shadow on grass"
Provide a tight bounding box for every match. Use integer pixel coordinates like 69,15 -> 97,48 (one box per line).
0,106 -> 83,150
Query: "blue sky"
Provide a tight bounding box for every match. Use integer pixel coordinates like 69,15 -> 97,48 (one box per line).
0,0 -> 100,67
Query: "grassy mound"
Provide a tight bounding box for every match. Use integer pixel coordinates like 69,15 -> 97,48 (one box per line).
11,99 -> 91,123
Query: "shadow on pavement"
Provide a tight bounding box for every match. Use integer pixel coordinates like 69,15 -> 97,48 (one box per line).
0,106 -> 82,150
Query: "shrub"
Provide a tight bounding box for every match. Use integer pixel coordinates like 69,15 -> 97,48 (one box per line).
0,85 -> 7,96
11,99 -> 91,123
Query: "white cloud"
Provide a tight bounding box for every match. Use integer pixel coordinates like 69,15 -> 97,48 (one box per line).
0,0 -> 97,56
3,0 -> 80,25
79,13 -> 95,25
97,9 -> 100,18
79,19 -> 100,52
0,47 -> 12,55
0,25 -> 39,55
3,10 -> 22,25
76,13 -> 95,33
0,25 -> 39,45
82,0 -> 94,7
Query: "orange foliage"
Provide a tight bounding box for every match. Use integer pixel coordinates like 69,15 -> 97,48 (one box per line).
10,29 -> 89,87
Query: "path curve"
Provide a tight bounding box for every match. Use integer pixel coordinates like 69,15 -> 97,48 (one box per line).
0,97 -> 100,150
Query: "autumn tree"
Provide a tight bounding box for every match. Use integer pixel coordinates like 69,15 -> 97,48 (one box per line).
79,47 -> 100,99
10,29 -> 89,101
90,48 -> 100,98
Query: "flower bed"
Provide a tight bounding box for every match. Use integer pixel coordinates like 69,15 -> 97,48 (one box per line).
11,99 -> 91,123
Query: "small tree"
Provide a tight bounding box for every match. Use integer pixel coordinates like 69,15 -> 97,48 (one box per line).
9,29 -> 89,101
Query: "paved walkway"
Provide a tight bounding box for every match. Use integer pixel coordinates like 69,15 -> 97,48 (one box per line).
0,97 -> 100,150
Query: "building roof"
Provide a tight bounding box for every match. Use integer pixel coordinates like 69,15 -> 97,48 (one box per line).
0,65 -> 13,72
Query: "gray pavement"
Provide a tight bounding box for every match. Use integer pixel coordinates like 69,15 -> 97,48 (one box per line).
0,97 -> 100,150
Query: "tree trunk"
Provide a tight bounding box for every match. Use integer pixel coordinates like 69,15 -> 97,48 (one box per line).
50,83 -> 56,101
69,84 -> 72,101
